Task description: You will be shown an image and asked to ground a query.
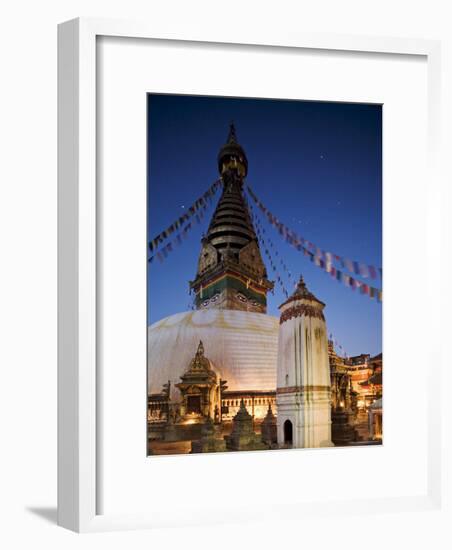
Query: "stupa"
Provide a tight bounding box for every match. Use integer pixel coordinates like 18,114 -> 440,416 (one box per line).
148,125 -> 278,419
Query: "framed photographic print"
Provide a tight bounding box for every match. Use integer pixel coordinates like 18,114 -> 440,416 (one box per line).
146,94 -> 382,456
58,18 -> 444,532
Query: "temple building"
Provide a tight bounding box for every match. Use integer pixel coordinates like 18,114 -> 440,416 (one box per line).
327,343 -> 383,443
343,352 -> 383,411
147,124 -> 382,454
276,276 -> 333,448
369,397 -> 383,440
345,353 -> 373,409
360,353 -> 383,400
329,340 -> 354,412
175,340 -> 223,423
328,341 -> 357,446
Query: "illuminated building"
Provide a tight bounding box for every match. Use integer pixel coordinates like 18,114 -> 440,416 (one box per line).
369,397 -> 383,440
328,340 -> 354,411
328,340 -> 356,446
345,352 -> 382,409
175,340 -> 223,422
327,344 -> 383,443
345,353 -> 373,409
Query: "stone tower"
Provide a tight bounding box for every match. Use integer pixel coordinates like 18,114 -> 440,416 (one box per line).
276,276 -> 332,448
190,124 -> 273,312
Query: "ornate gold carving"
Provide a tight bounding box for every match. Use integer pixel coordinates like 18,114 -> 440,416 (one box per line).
187,341 -> 211,373
197,242 -> 218,275
239,240 -> 266,278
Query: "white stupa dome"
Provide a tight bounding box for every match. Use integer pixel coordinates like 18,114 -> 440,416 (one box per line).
148,309 -> 279,400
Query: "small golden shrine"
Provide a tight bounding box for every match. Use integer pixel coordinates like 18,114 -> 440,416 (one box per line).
176,341 -> 223,423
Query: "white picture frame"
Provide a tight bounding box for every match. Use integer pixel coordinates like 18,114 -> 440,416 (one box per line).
58,17 -> 445,533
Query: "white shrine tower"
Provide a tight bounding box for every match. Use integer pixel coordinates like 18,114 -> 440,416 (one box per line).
276,275 -> 333,448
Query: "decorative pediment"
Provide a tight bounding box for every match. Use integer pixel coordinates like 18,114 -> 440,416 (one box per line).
197,241 -> 218,275
239,240 -> 266,277
186,385 -> 202,394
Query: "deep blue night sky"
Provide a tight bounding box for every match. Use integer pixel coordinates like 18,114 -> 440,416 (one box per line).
147,94 -> 382,357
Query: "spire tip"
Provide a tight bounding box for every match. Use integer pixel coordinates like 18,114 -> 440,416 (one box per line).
227,122 -> 237,143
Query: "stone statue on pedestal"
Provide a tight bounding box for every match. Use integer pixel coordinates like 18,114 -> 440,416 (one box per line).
224,400 -> 267,452
261,403 -> 278,446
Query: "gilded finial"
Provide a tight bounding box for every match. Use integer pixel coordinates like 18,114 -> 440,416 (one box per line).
297,274 -> 306,289
196,340 -> 205,357
228,121 -> 237,143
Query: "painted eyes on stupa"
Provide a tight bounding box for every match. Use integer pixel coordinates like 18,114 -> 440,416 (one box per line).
236,292 -> 259,307
201,293 -> 220,307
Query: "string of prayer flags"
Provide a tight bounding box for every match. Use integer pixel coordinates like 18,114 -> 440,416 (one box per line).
246,184 -> 382,281
253,219 -> 290,299
248,195 -> 382,302
149,179 -> 221,253
252,215 -> 294,294
148,201 -> 209,264
252,212 -> 296,288
303,243 -> 382,301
